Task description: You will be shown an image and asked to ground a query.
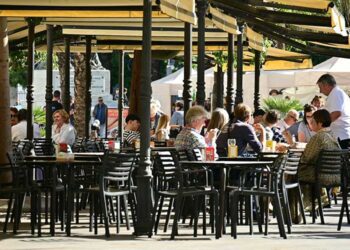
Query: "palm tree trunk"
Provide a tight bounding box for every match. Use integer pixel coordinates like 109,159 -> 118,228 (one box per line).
0,17 -> 12,183
73,53 -> 87,138
57,52 -> 65,91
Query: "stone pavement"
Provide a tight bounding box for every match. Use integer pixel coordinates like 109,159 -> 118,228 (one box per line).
0,199 -> 349,250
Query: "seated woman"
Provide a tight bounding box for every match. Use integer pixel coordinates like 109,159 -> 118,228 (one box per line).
216,103 -> 265,156
52,109 -> 76,146
298,109 -> 340,185
298,104 -> 316,143
154,114 -> 170,141
207,108 -> 230,133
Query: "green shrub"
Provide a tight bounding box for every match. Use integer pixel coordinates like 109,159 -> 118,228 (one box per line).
262,97 -> 303,117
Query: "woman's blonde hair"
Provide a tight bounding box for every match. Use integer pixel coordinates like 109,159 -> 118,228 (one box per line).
53,109 -> 70,124
207,108 -> 229,131
155,114 -> 170,140
155,114 -> 170,132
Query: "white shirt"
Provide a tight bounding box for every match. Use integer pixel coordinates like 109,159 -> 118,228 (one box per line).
325,86 -> 350,140
12,121 -> 41,141
12,121 -> 27,141
52,123 -> 76,145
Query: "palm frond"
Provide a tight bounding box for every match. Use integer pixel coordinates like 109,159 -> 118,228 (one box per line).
263,97 -> 303,117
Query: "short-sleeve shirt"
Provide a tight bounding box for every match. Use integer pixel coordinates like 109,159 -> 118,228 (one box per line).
123,130 -> 140,147
325,86 -> 350,140
170,111 -> 184,126
175,127 -> 206,151
298,121 -> 316,143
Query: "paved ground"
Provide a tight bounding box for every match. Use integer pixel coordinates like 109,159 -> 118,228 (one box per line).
0,198 -> 349,250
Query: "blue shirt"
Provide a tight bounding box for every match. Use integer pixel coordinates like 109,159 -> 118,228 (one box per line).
170,111 -> 184,126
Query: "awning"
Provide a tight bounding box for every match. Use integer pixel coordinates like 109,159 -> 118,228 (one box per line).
208,5 -> 240,35
263,0 -> 330,10
159,0 -> 197,25
246,27 -> 265,52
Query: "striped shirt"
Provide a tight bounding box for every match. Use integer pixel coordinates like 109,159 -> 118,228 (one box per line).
123,130 -> 140,147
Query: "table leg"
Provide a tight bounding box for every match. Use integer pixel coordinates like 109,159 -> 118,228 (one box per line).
218,167 -> 226,238
66,166 -> 73,236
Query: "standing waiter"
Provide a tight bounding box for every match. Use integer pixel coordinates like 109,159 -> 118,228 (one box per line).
317,73 -> 350,149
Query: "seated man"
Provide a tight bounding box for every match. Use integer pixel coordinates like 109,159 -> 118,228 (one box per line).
123,114 -> 141,147
276,109 -> 299,132
175,105 -> 216,151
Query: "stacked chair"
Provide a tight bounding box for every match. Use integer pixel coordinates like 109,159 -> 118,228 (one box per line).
149,150 -> 219,239
87,152 -> 137,237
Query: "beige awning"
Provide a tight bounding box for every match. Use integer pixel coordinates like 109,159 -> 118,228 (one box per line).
263,0 -> 330,10
208,5 -> 240,35
43,17 -> 184,28
246,27 -> 265,52
263,59 -> 312,70
0,0 -> 149,7
159,0 -> 197,25
63,26 -> 228,39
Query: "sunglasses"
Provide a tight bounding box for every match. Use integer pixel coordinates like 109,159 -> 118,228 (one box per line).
10,114 -> 17,118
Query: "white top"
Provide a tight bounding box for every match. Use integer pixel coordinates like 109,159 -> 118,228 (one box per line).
325,86 -> 350,140
12,121 -> 41,141
297,121 -> 316,143
276,119 -> 289,132
52,123 -> 76,145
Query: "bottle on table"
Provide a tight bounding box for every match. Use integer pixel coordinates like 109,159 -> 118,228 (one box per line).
227,139 -> 238,158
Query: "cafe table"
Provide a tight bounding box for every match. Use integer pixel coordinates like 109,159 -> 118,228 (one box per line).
24,155 -> 102,236
179,160 -> 273,238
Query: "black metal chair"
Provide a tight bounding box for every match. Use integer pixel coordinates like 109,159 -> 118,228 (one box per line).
32,138 -> 55,156
154,140 -> 167,147
149,151 -> 219,239
338,150 -> 350,230
279,151 -> 306,234
229,153 -> 288,239
300,149 -> 346,224
1,152 -> 29,234
87,152 -> 137,237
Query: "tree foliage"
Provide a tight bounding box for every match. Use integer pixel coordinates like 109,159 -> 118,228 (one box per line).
9,50 -> 58,88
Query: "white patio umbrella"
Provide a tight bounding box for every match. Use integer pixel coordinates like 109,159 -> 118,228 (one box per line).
295,57 -> 350,86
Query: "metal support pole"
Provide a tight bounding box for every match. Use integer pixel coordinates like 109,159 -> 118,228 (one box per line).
235,22 -> 244,105
63,36 -> 70,114
118,50 -> 124,145
26,19 -> 34,140
183,22 -> 192,122
85,36 -> 92,138
254,50 -> 261,111
134,0 -> 153,236
45,25 -> 53,139
196,0 -> 207,106
226,33 -> 235,113
215,64 -> 224,108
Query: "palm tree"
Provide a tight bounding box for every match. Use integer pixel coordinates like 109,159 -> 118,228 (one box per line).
73,53 -> 87,137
